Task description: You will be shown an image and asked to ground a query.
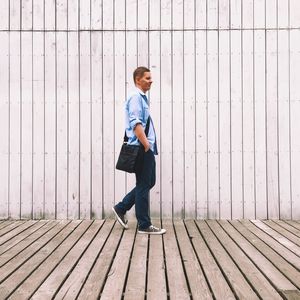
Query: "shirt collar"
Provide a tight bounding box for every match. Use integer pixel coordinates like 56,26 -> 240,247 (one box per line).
136,87 -> 146,96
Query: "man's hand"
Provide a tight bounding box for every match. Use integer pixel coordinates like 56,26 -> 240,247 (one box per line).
144,143 -> 150,152
134,124 -> 150,152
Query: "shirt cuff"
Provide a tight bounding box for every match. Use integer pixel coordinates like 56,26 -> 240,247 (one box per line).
130,118 -> 143,130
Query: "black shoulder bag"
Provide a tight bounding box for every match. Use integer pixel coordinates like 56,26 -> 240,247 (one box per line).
116,117 -> 150,173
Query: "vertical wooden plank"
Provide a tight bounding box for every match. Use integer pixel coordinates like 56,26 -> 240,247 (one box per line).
219,0 -> 229,30
219,30 -> 231,219
114,0 -> 125,30
44,32 -> 56,219
290,0 -> 300,28
80,0 -> 90,30
253,0 -> 264,29
32,32 -> 45,219
0,32 -> 9,218
22,0 -> 32,30
195,0 -> 206,30
102,31 -> 115,217
124,30 -> 137,220
161,30 -> 173,218
0,0 -> 9,30
278,30 -> 291,219
44,0 -> 55,31
290,29 -> 300,219
172,0 -> 183,218
172,29 -> 184,218
266,0 -> 277,29
160,0 -> 171,31
207,0 -> 218,30
21,32 -> 33,219
149,0 -> 160,30
207,31 -> 219,219
9,32 -> 21,219
230,0 -> 241,29
137,0 -> 148,30
68,32 -> 80,219
254,30 -> 267,219
137,31 -> 148,67
242,30 -> 255,219
10,0 -> 21,30
68,0 -> 79,30
149,30 -> 161,217
184,0 -> 194,30
160,0 -> 172,217
79,31 -> 91,219
56,32 -> 68,219
184,3 -> 196,219
56,0 -> 67,31
102,0 -> 113,30
33,0 -> 44,30
91,31 -> 103,219
231,30 -> 243,219
114,31 -> 126,213
114,1 -> 127,216
278,0 -> 289,29
242,0 -> 253,29
172,0 -> 183,30
195,29 -> 208,219
266,30 -> 279,219
91,0 -> 102,30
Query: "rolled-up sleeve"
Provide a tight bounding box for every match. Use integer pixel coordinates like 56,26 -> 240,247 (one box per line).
128,95 -> 143,130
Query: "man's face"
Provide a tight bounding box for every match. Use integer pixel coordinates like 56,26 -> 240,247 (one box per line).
136,72 -> 152,93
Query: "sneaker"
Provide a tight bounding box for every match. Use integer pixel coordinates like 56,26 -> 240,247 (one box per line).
112,206 -> 128,229
138,225 -> 166,235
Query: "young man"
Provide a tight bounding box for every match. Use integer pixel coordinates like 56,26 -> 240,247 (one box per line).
112,67 -> 166,235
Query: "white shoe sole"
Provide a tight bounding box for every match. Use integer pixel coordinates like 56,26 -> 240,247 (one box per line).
138,229 -> 166,235
112,207 -> 128,229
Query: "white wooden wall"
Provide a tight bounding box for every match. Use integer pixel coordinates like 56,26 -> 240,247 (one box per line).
0,0 -> 300,220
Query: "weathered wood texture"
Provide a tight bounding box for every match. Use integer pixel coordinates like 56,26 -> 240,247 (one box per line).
0,219 -> 299,299
1,1 -> 300,219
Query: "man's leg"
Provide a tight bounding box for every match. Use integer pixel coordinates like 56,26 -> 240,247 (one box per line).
114,187 -> 136,214
135,150 -> 155,230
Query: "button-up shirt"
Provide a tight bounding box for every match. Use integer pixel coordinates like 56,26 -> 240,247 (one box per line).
125,88 -> 158,155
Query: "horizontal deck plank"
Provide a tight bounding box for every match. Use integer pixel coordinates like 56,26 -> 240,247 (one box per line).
31,220 -> 102,299
207,220 -> 282,300
273,220 -> 300,238
77,222 -> 123,300
99,220 -> 137,300
163,220 -> 190,299
0,219 -> 298,299
219,220 -> 297,293
240,220 -> 300,270
2,220 -> 82,299
0,221 -> 48,254
185,220 -> 235,300
53,220 -> 115,300
196,220 -> 259,299
123,230 -> 148,300
146,219 -> 168,300
230,220 -> 300,291
0,221 -> 26,237
174,220 -> 213,299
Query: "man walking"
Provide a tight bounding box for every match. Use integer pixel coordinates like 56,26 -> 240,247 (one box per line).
113,67 -> 166,235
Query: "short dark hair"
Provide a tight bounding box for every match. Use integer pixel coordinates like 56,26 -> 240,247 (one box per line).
133,66 -> 150,84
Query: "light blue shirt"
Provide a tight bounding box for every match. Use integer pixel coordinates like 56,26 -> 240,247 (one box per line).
125,88 -> 158,155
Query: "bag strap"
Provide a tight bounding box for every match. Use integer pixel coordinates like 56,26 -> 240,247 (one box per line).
123,116 -> 150,143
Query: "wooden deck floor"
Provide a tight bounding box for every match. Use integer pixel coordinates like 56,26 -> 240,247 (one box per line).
0,219 -> 299,300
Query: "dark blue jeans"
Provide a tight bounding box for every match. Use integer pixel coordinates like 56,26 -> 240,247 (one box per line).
115,150 -> 156,230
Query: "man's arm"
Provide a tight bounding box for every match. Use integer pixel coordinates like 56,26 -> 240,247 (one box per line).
134,124 -> 150,152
